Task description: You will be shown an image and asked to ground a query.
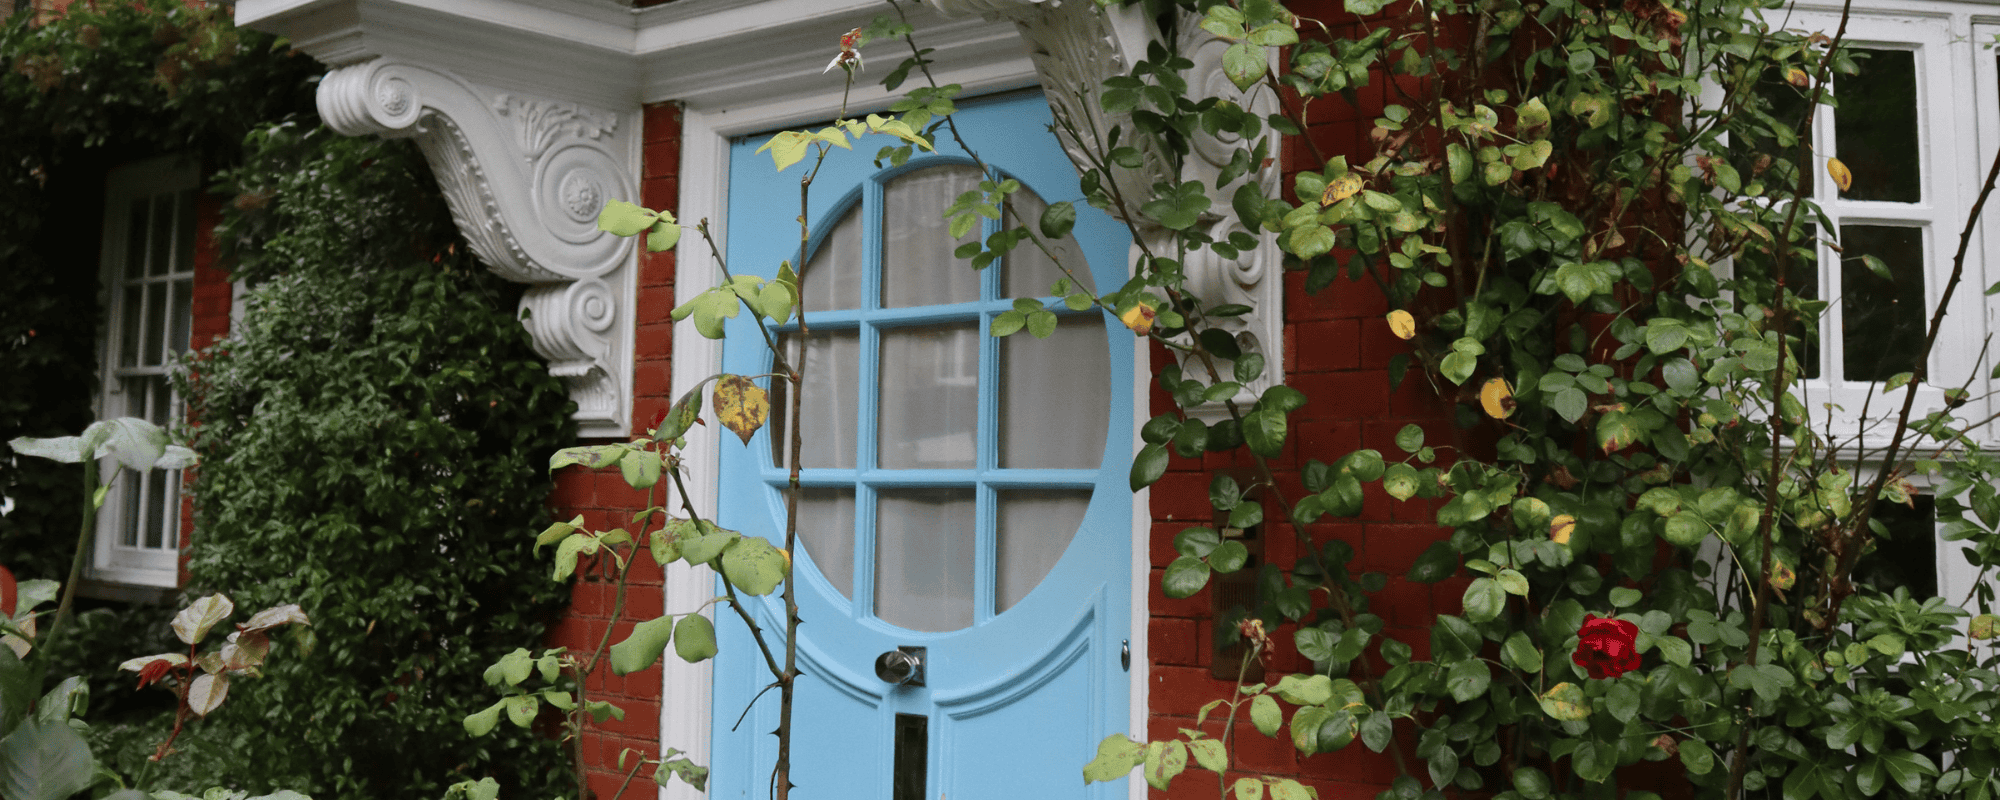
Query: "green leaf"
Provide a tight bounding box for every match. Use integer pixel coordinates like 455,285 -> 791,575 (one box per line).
1382,463 -> 1420,501
1680,738 -> 1716,775
672,615 -> 719,663
1222,42 -> 1267,90
1503,631 -> 1542,673
646,219 -> 681,253
0,718 -> 95,800
1462,577 -> 1505,622
1082,735 -> 1146,784
1040,201 -> 1077,238
1244,409 -> 1287,457
1163,556 -> 1212,598
1250,694 -> 1282,737
463,701 -> 503,737
1407,541 -> 1458,583
620,450 -> 663,490
1144,740 -> 1189,791
501,694 -> 539,728
720,537 -> 788,596
609,616 -> 676,675
1395,424 -> 1425,453
1445,658 -> 1491,702
1189,738 -> 1227,773
1132,443 -> 1169,491
597,199 -> 658,236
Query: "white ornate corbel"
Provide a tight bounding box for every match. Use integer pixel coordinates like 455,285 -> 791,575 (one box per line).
930,0 -> 1287,419
316,58 -> 637,436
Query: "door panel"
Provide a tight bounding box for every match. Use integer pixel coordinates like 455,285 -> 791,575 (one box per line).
712,90 -> 1132,800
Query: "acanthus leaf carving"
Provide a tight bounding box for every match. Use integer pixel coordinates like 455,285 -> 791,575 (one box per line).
317,58 -> 636,437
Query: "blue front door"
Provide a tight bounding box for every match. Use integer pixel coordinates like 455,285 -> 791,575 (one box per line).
711,91 -> 1133,800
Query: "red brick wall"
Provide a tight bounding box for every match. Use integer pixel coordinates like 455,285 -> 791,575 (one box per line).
178,191 -> 230,584
542,100 -> 680,800
1144,6 -> 1461,795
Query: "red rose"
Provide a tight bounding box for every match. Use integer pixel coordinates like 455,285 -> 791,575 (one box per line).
1572,614 -> 1640,679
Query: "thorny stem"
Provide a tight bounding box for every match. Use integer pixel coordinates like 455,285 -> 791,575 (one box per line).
1731,3 -> 1853,796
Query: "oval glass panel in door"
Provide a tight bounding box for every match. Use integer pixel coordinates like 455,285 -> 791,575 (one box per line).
762,162 -> 1110,622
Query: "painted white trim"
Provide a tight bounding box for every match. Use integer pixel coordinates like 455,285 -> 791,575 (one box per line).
1127,338 -> 1151,800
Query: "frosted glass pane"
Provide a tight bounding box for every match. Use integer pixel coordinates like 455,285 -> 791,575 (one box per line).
802,207 -> 863,312
795,488 -> 856,599
883,165 -> 981,308
996,492 -> 1089,613
879,325 -> 979,469
875,489 -> 974,632
770,331 -> 860,468
1000,315 -> 1108,469
1003,189 -> 1093,297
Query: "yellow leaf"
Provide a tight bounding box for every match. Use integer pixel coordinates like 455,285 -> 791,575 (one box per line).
1120,304 -> 1156,336
1538,682 -> 1590,720
754,131 -> 815,171
1785,67 -> 1810,88
1480,377 -> 1515,419
1386,310 -> 1416,340
1769,557 -> 1796,591
1549,514 -> 1575,545
1827,157 -> 1853,192
1321,174 -> 1363,207
712,374 -> 770,446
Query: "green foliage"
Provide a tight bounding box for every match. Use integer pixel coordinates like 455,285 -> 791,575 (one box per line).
1060,0 -> 2000,798
0,0 -> 318,587
180,123 -> 573,800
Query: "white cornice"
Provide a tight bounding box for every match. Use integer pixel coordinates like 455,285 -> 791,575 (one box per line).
238,0 -> 1032,110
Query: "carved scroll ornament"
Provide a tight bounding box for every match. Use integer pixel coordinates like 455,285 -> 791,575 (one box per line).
317,58 -> 637,436
928,0 -> 1287,418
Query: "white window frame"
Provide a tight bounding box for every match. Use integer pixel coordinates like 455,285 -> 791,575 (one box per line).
1767,2 -> 1999,452
91,156 -> 200,589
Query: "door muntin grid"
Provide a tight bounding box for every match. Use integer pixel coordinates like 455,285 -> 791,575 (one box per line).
761,159 -> 1110,633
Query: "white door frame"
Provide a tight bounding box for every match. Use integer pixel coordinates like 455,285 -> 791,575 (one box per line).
663,45 -> 1152,800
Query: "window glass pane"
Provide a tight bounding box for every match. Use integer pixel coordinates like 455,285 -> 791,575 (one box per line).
1000,315 -> 1108,468
1838,225 -> 1925,381
1835,49 -> 1921,202
1003,188 -> 1093,297
148,194 -> 173,277
879,325 -> 979,470
795,488 -> 856,599
119,469 -> 141,548
143,468 -> 170,549
1855,496 -> 1936,597
875,489 -> 974,632
802,207 -> 863,312
996,491 -> 1090,613
142,284 -> 166,367
170,280 -> 193,354
118,286 -> 143,369
882,165 -> 981,308
124,200 -> 148,280
770,331 -> 861,469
